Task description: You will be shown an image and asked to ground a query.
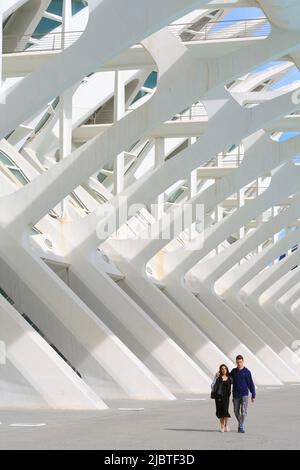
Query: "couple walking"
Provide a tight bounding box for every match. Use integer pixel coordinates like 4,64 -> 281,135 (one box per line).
211,355 -> 256,433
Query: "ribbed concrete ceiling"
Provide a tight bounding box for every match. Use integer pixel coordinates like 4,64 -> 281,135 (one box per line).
258,0 -> 300,30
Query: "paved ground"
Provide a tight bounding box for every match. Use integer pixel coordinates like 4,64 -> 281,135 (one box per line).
0,385 -> 300,450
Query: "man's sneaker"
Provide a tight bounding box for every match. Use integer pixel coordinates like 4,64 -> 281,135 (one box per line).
238,428 -> 245,433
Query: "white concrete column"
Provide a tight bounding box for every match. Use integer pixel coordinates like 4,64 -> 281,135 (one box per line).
59,89 -> 73,217
188,137 -> 198,246
189,169 -> 197,199
256,177 -> 264,253
59,0 -> 73,217
215,153 -> 224,254
0,295 -> 106,410
272,205 -> 280,263
154,137 -> 165,219
59,89 -> 73,158
62,0 -> 72,48
114,70 -> 125,195
215,185 -> 223,255
237,187 -> 245,261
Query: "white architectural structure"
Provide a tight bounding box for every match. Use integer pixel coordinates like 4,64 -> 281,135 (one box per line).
1,0 -> 300,409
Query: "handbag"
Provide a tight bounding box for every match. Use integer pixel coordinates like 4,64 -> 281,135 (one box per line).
210,375 -> 218,399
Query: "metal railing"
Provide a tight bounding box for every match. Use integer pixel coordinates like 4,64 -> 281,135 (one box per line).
85,106 -> 135,125
169,17 -> 270,42
204,153 -> 244,167
3,30 -> 83,54
3,17 -> 271,55
171,105 -> 207,121
85,104 -> 207,126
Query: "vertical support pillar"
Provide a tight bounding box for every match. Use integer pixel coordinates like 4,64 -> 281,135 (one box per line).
153,137 -> 165,218
62,0 -> 72,48
237,186 -> 245,263
256,177 -> 263,253
59,0 -> 73,217
237,188 -> 245,239
114,71 -> 125,195
272,205 -> 280,264
237,144 -> 242,166
188,137 -> 197,199
215,151 -> 223,254
189,170 -> 197,199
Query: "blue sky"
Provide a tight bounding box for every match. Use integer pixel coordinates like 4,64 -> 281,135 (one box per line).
220,8 -> 300,87
223,9 -> 300,151
216,8 -> 300,255
211,7 -> 264,33
222,7 -> 265,22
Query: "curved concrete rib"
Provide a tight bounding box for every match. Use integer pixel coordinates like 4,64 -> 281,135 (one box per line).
89,126 -> 296,386
0,0 -> 211,138
291,291 -> 300,327
276,284 -> 300,331
244,247 -> 300,344
0,29 -> 216,395
0,294 -> 107,409
0,230 -> 175,400
178,184 -> 300,381
2,26 -> 300,229
20,30 -> 300,387
4,23 -> 284,392
2,0 -> 30,20
159,164 -> 300,383
3,0 -> 52,53
2,2 -> 300,401
221,229 -> 300,374
12,81 -> 298,390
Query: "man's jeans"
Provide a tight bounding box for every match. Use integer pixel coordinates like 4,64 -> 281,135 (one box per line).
233,396 -> 249,429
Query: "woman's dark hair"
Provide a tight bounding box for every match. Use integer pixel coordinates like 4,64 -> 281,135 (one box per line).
219,364 -> 229,376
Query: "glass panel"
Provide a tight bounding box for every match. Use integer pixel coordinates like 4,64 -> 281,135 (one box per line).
72,0 -> 88,15
0,150 -> 13,166
33,18 -> 61,37
47,0 -> 63,16
144,71 -> 158,89
97,172 -> 107,183
167,188 -> 184,204
9,168 -> 29,185
34,112 -> 52,134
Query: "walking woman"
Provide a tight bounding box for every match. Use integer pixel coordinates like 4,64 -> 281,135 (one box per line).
211,364 -> 233,432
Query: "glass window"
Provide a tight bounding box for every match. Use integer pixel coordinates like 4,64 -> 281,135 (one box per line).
33,18 -> 61,37
0,150 -> 13,166
0,150 -> 29,185
72,0 -> 88,15
47,0 -> 63,16
9,168 -> 29,185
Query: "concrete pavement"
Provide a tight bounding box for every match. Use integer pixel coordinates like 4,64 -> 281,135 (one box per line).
0,385 -> 299,450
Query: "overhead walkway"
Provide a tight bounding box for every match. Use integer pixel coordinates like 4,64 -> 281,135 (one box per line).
2,17 -> 272,77
0,0 -> 216,138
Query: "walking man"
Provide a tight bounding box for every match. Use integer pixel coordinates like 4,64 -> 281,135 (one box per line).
230,355 -> 256,433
